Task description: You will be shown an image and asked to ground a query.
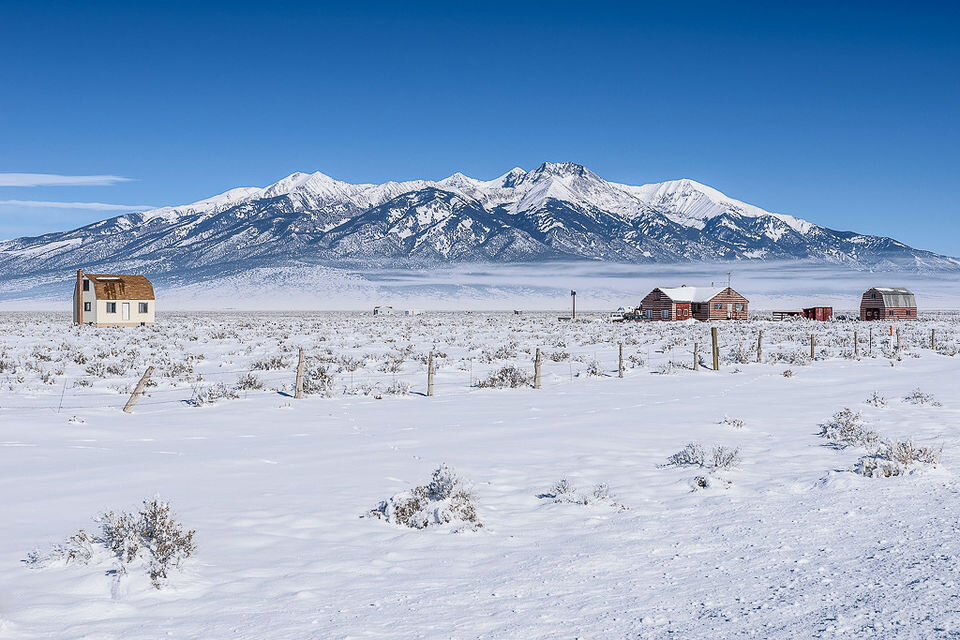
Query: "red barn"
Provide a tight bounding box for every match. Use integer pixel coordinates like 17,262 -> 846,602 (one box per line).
638,286 -> 748,321
860,287 -> 917,320
802,306 -> 833,321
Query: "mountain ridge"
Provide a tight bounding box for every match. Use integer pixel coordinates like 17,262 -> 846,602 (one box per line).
1,162 -> 957,288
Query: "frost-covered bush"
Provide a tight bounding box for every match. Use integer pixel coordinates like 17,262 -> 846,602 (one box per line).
188,382 -> 239,405
540,479 -> 626,509
476,365 -> 532,389
664,442 -> 740,471
303,365 -> 335,396
252,356 -> 287,371
865,391 -> 887,407
546,351 -> 570,362
721,416 -> 745,429
235,373 -> 263,390
585,360 -> 605,377
854,440 -> 942,478
366,464 -> 481,530
782,369 -> 794,378
902,388 -> 942,407
26,496 -> 196,589
383,380 -> 411,396
665,442 -> 706,468
819,408 -> 880,449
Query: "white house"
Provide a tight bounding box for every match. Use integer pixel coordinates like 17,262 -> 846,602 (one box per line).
73,269 -> 156,327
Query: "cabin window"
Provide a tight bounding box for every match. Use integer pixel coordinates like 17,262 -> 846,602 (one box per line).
644,309 -> 652,319
888,310 -> 894,316
82,280 -> 90,291
906,309 -> 912,316
139,302 -> 149,313
871,293 -> 877,299
654,291 -> 661,300
661,310 -> 670,319
735,303 -> 745,312
714,303 -> 722,310
106,302 -> 117,313
83,302 -> 91,312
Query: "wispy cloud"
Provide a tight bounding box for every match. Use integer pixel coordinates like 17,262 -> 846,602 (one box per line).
0,173 -> 133,187
0,200 -> 154,211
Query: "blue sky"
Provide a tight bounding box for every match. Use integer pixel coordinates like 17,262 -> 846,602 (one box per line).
1,1 -> 957,254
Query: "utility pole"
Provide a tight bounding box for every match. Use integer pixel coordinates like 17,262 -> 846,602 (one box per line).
571,290 -> 577,320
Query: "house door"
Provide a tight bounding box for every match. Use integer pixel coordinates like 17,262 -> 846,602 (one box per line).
727,303 -> 733,319
122,302 -> 130,321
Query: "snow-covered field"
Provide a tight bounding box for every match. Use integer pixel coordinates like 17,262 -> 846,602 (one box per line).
2,311 -> 960,638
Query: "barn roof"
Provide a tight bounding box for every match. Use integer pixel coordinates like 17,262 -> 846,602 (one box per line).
869,287 -> 916,308
84,273 -> 155,301
658,286 -> 727,303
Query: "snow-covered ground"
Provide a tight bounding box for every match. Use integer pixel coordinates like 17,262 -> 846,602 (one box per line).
2,311 -> 960,638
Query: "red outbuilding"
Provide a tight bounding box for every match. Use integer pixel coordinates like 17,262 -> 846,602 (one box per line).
802,306 -> 833,321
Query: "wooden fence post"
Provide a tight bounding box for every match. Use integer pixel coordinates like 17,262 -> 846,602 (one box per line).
295,348 -> 305,399
711,327 -> 719,371
810,335 -> 815,361
896,328 -> 901,353
756,331 -> 762,363
931,328 -> 936,350
427,351 -> 435,397
693,342 -> 699,371
869,327 -> 873,355
123,366 -> 154,413
534,348 -> 542,389
854,330 -> 859,359
618,342 -> 624,378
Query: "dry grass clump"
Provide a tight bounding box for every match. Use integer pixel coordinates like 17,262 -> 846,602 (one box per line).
854,440 -> 942,478
540,479 -> 626,509
663,443 -> 740,471
902,388 -> 942,407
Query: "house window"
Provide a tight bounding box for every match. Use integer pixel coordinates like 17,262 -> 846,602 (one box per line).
654,291 -> 661,300
82,280 -> 90,291
888,310 -> 894,316
644,309 -> 653,319
84,302 -> 91,312
139,302 -> 149,313
661,309 -> 670,319
106,302 -> 117,313
735,304 -> 745,312
714,303 -> 722,310
871,293 -> 877,299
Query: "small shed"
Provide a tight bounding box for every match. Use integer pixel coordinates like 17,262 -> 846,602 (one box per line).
73,269 -> 155,327
860,288 -> 917,321
373,305 -> 394,316
638,286 -> 748,321
802,306 -> 833,321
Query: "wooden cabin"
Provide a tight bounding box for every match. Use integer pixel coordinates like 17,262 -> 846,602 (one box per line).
638,286 -> 748,321
73,269 -> 155,327
860,287 -> 917,321
802,306 -> 833,321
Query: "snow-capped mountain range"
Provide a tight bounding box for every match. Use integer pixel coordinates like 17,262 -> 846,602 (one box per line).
1,162 -> 957,289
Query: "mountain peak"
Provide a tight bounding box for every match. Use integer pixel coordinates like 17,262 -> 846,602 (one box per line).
531,161 -> 591,178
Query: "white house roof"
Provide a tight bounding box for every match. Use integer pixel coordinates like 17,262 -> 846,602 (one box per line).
870,287 -> 916,308
658,286 -> 727,303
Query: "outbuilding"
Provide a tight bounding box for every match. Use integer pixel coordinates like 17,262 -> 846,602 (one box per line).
73,269 -> 155,327
860,287 -> 917,320
802,306 -> 833,321
638,286 -> 749,321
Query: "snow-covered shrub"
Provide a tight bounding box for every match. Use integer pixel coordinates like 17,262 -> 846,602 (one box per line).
655,361 -> 677,375
819,408 -> 880,449
902,388 -> 942,407
303,365 -> 335,396
665,442 -> 706,468
854,440 -> 942,478
366,464 -> 481,530
546,351 -> 570,362
727,343 -> 753,364
188,382 -> 239,406
252,356 -> 287,371
865,391 -> 887,407
711,445 -> 741,470
476,365 -> 532,389
540,479 -> 626,509
722,416 -> 745,429
235,373 -> 263,390
383,380 -> 411,396
782,369 -> 794,378
585,360 -> 605,376
26,496 -> 196,589
664,443 -> 740,472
